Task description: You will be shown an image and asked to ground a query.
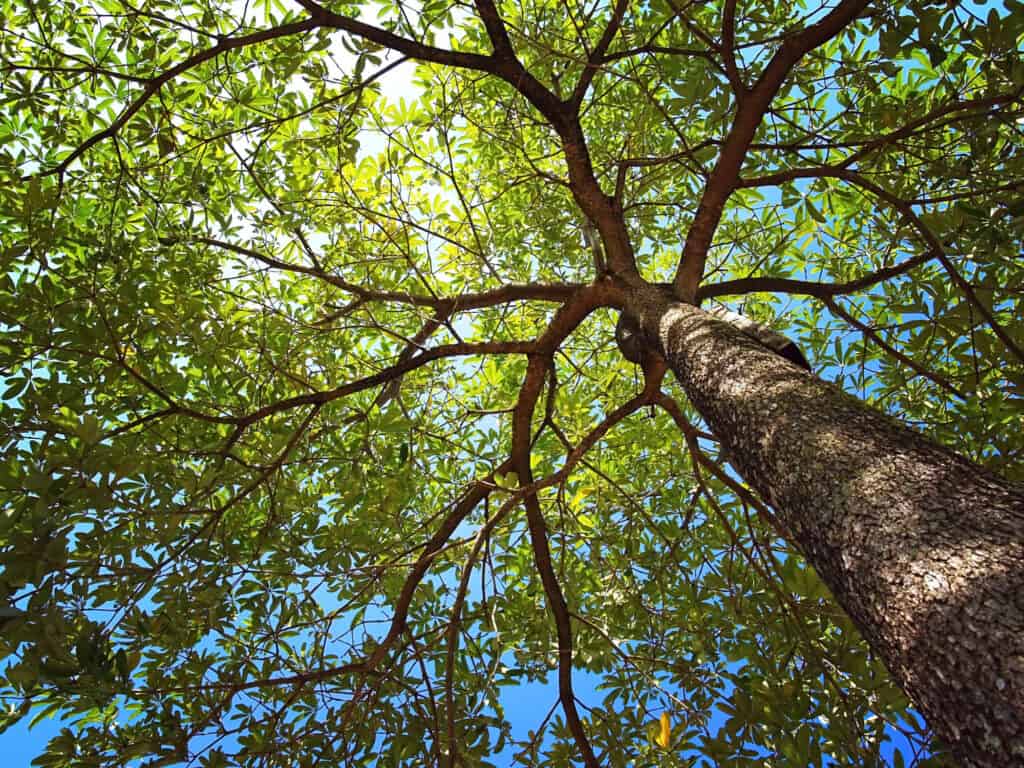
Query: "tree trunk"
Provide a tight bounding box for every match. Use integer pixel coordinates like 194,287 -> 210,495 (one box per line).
629,286 -> 1024,768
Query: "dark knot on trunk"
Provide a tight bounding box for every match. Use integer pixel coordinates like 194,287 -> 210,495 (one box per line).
615,312 -> 646,364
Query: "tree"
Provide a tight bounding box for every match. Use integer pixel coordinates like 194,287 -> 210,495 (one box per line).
0,0 -> 1021,765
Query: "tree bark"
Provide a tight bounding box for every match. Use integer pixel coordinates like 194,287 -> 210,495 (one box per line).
628,285 -> 1024,768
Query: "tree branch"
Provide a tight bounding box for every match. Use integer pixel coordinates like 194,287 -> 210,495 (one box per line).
111,339 -> 533,428
672,0 -> 869,301
443,490 -> 519,768
295,0 -> 496,71
697,251 -> 934,301
162,234 -> 581,311
504,287 -> 620,768
824,298 -> 967,400
736,167 -> 1024,364
571,0 -> 630,107
235,341 -> 534,426
38,19 -> 322,176
514,360 -> 600,768
361,459 -> 513,672
472,0 -> 516,57
838,169 -> 1024,365
721,0 -> 745,97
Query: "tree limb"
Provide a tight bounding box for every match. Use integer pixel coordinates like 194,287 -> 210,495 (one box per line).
571,0 -> 630,106
672,0 -> 870,301
39,19 -> 322,176
697,251 -> 934,301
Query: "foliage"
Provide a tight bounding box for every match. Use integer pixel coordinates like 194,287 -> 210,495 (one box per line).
0,0 -> 1021,765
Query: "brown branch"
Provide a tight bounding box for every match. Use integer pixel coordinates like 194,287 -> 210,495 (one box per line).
824,298 -> 967,401
235,341 -> 535,426
654,392 -> 788,539
514,363 -> 600,768
735,161 -> 847,188
841,88 -> 1024,167
696,251 -> 934,301
444,490 -> 520,768
721,0 -> 745,97
101,406 -> 181,440
38,19 -> 321,176
165,235 -> 580,312
208,404 -> 323,522
504,287 -> 619,768
528,387 -> 665,497
40,0 -> 574,179
453,0 -> 635,281
361,459 -> 512,673
113,339 -> 532,427
137,464 -> 511,703
372,312 -> 445,409
838,169 -> 1024,365
427,0 -> 565,127
909,178 -> 1024,206
441,382 -> 663,765
732,89 -> 1022,156
2,62 -> 150,84
295,0 -> 495,71
672,0 -> 870,301
136,660 -> 378,696
735,167 -> 1024,364
473,0 -> 516,56
571,0 -> 630,106
144,476 -> 500,709
405,634 -> 443,763
351,284 -> 617,727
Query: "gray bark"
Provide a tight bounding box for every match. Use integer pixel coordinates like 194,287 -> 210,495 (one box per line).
629,285 -> 1024,768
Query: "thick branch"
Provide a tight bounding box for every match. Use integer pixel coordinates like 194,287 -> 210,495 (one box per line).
697,251 -> 933,301
295,0 -> 495,71
443,385 -> 654,766
735,167 -> 1024,363
721,0 -> 745,96
472,0 -> 516,56
163,235 -> 581,311
513,357 -> 600,768
505,287 -> 619,768
672,0 -> 869,301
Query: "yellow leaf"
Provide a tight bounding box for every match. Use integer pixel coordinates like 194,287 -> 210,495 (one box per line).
569,488 -> 587,512
655,712 -> 671,748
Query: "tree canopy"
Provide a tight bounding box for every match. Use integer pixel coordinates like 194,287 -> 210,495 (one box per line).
0,0 -> 1022,766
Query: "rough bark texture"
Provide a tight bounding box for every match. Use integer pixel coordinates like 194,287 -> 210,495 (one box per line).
629,285 -> 1024,768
